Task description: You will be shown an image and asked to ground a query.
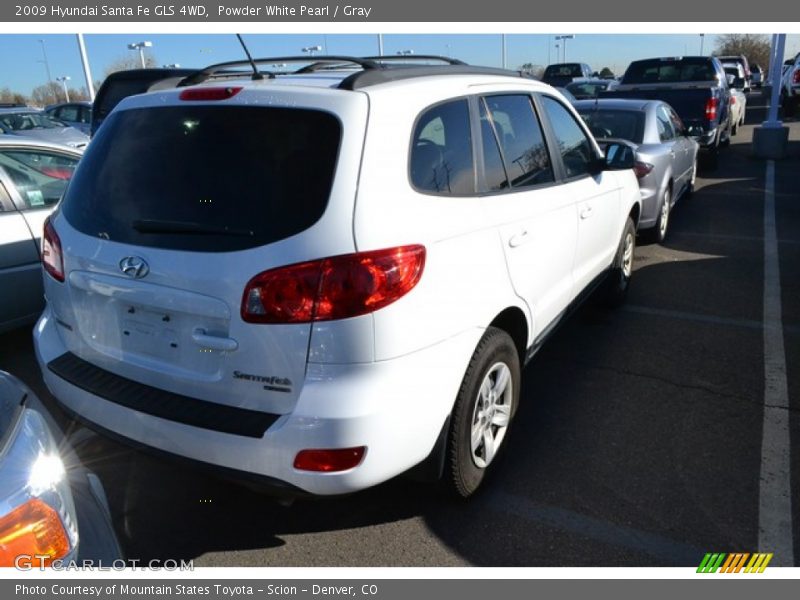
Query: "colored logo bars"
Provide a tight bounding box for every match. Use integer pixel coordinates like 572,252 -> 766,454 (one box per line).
697,553 -> 773,573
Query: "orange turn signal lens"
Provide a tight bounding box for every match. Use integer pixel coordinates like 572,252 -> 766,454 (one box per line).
0,498 -> 71,567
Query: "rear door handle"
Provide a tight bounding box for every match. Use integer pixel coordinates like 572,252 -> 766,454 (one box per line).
192,328 -> 238,352
508,230 -> 530,248
580,206 -> 594,220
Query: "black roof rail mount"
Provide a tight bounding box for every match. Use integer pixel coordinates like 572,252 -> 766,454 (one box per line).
178,56 -> 383,86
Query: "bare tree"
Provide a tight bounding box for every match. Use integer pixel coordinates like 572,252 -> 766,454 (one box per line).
30,82 -> 63,107
714,34 -> 772,70
103,52 -> 158,78
0,87 -> 28,105
519,63 -> 544,79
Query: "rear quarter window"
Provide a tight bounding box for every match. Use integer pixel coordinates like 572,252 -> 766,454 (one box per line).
62,105 -> 342,252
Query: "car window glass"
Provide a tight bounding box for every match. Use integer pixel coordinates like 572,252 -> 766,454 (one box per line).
0,181 -> 11,210
478,100 -> 509,192
410,99 -> 474,195
0,150 -> 79,209
58,106 -> 80,122
79,106 -> 91,124
668,109 -> 685,136
656,106 -> 676,142
482,95 -> 553,188
540,96 -> 595,179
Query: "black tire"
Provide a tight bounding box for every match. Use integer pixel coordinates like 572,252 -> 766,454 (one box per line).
645,187 -> 670,244
601,217 -> 636,307
446,327 -> 520,498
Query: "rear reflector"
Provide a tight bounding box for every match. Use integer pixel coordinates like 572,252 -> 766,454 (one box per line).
242,245 -> 426,324
179,87 -> 243,101
294,447 -> 366,472
42,218 -> 64,282
0,499 -> 71,567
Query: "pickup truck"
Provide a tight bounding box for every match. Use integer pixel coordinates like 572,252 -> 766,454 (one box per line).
541,62 -> 594,88
780,53 -> 800,117
605,57 -> 733,165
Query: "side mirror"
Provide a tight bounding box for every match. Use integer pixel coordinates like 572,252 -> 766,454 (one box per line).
603,142 -> 635,170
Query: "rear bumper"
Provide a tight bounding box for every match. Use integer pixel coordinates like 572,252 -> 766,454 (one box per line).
34,307 -> 480,496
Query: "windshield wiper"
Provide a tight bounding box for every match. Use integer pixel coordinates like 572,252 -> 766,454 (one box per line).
132,219 -> 254,237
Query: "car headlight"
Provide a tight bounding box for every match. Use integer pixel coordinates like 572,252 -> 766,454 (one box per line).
0,400 -> 79,567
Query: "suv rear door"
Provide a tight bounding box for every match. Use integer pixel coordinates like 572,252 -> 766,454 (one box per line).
477,93 -> 577,338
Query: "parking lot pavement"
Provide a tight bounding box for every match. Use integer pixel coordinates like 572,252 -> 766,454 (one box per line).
1,94 -> 797,567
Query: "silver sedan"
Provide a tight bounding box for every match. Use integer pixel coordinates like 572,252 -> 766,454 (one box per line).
0,137 -> 82,333
576,98 -> 699,243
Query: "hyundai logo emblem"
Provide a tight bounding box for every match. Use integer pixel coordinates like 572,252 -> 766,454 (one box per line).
119,256 -> 150,279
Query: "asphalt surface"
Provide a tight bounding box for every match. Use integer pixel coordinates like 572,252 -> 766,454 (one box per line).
1,91 -> 798,567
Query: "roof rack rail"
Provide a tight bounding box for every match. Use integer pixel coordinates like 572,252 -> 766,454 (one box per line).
338,65 -> 535,91
362,55 -> 467,66
178,56 -> 383,86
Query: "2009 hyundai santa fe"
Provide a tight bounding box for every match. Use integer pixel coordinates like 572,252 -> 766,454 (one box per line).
34,56 -> 641,498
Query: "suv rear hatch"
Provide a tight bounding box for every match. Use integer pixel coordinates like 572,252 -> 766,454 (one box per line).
50,88 -> 366,419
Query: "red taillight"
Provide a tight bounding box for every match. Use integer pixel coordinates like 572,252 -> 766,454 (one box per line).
241,245 -> 426,324
705,97 -> 718,121
793,70 -> 800,84
39,167 -> 74,180
179,86 -> 243,101
42,218 -> 64,282
633,161 -> 654,179
293,447 -> 366,472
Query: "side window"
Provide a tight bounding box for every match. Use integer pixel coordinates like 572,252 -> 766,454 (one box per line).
0,150 -> 79,210
80,106 -> 92,124
58,106 -> 80,122
478,101 -> 509,191
668,108 -> 685,136
540,96 -> 596,179
410,99 -> 474,195
656,106 -> 676,142
482,95 -> 554,189
0,181 -> 11,211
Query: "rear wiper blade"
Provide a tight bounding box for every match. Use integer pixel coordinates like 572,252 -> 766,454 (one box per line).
132,219 -> 254,237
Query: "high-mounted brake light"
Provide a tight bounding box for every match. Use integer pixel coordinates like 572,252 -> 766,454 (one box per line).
705,97 -> 718,121
179,86 -> 243,101
241,245 -> 426,324
42,218 -> 64,282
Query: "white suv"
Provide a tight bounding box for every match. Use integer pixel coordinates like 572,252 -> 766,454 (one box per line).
34,57 -> 641,498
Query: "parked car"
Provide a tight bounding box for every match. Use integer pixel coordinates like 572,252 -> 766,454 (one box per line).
0,109 -> 89,150
0,370 -> 121,567
541,62 -> 594,87
750,63 -> 764,88
92,67 -> 198,135
35,55 -> 641,499
609,56 -> 733,166
780,54 -> 800,117
44,102 -> 92,135
576,99 -> 698,243
0,138 -> 81,333
565,78 -> 619,99
722,63 -> 748,134
716,55 -> 751,90
554,86 -> 578,104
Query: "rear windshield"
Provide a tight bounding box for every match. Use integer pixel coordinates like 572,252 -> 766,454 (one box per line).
577,109 -> 646,144
544,64 -> 583,78
623,58 -> 717,84
62,105 -> 341,252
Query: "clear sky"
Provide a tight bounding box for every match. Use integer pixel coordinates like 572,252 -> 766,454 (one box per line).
2,33 -> 799,96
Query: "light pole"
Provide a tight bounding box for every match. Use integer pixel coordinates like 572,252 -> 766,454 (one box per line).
75,34 -> 95,102
128,41 -> 153,68
699,34 -> 705,56
555,35 -> 574,63
554,43 -> 560,63
377,34 -> 384,56
501,34 -> 507,69
37,39 -> 53,85
302,45 -> 322,57
55,76 -> 70,102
